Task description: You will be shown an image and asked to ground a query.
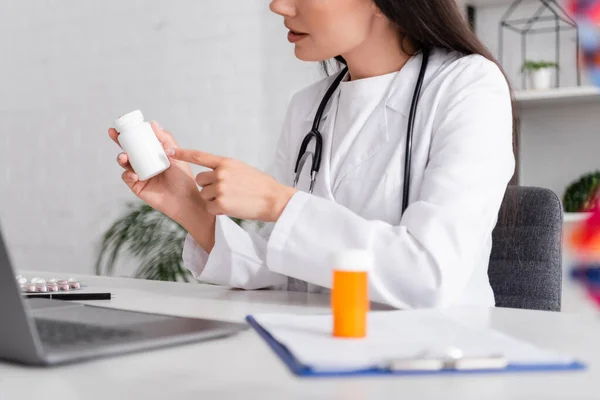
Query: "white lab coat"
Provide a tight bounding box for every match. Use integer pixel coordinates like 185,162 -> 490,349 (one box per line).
182,47 -> 515,309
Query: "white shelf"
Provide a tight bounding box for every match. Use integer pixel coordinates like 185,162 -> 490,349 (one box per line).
514,86 -> 600,107
564,212 -> 592,223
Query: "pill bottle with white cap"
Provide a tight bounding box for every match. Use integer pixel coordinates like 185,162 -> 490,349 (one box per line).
114,110 -> 171,181
330,249 -> 372,339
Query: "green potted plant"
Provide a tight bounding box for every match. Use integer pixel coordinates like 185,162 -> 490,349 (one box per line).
95,202 -> 244,282
562,172 -> 600,272
562,171 -> 600,245
521,60 -> 559,90
563,171 -> 600,214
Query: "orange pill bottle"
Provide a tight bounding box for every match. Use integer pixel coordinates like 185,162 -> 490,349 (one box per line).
331,250 -> 372,338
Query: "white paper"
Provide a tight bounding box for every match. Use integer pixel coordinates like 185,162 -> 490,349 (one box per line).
253,310 -> 575,372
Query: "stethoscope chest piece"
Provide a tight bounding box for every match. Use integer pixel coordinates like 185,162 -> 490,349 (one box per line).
293,128 -> 324,194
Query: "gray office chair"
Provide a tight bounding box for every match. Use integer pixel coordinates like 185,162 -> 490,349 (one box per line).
488,186 -> 563,312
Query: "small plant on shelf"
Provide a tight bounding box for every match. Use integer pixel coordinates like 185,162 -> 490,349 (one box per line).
521,60 -> 559,90
521,60 -> 560,73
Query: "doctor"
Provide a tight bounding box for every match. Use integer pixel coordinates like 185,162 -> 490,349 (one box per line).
109,0 -> 515,309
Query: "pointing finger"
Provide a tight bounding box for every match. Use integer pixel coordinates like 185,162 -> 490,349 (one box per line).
166,148 -> 224,170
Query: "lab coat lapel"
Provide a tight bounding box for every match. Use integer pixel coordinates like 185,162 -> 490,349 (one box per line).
333,105 -> 389,188
303,73 -> 343,125
332,52 -> 425,188
318,92 -> 339,201
298,78 -> 340,201
385,51 -> 424,119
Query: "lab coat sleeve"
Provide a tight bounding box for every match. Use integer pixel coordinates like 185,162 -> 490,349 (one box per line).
266,59 -> 515,308
181,96 -> 298,290
182,216 -> 287,289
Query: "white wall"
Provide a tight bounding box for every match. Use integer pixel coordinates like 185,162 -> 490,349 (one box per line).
5,0 -> 595,277
0,1 -> 319,275
474,1 -> 600,199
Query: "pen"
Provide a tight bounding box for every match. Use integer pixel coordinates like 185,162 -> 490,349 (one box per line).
24,293 -> 112,301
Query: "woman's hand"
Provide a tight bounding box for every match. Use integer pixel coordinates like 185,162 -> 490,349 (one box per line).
166,147 -> 298,222
108,122 -> 203,224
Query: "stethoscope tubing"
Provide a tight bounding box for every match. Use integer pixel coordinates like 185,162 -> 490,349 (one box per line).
294,48 -> 431,211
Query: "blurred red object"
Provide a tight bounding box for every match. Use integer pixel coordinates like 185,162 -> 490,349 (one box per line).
569,207 -> 600,252
568,0 -> 600,22
565,1 -> 600,309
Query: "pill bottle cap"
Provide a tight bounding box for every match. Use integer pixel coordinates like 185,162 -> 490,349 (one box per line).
114,110 -> 145,133
331,249 -> 373,272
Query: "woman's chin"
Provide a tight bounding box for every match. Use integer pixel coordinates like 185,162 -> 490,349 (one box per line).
293,47 -> 331,63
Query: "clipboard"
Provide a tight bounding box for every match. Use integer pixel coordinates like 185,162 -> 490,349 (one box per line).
245,315 -> 586,378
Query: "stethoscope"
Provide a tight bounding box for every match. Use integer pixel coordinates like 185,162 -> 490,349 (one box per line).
293,48 -> 430,216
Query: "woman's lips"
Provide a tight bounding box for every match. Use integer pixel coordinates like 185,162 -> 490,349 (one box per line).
288,30 -> 308,43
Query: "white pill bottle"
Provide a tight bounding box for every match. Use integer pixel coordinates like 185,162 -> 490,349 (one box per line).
114,110 -> 171,181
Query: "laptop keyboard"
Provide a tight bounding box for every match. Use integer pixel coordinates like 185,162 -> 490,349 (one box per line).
35,319 -> 138,347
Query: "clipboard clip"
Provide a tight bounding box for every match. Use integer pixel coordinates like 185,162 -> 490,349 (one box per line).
382,347 -> 509,372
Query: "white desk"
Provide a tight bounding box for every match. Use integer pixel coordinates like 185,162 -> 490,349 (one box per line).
1,271 -> 599,400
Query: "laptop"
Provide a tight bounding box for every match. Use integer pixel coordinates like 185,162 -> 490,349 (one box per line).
0,228 -> 247,366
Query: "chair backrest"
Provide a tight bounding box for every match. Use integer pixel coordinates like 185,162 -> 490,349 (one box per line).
489,186 -> 563,311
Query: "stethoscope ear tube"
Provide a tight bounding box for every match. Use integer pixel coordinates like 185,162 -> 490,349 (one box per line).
293,150 -> 315,189
401,48 -> 430,215
311,129 -> 323,174
311,67 -> 349,133
294,130 -> 323,174
293,131 -> 322,194
293,66 -> 349,194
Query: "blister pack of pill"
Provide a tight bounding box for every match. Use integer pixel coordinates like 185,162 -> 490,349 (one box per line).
16,275 -> 82,293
